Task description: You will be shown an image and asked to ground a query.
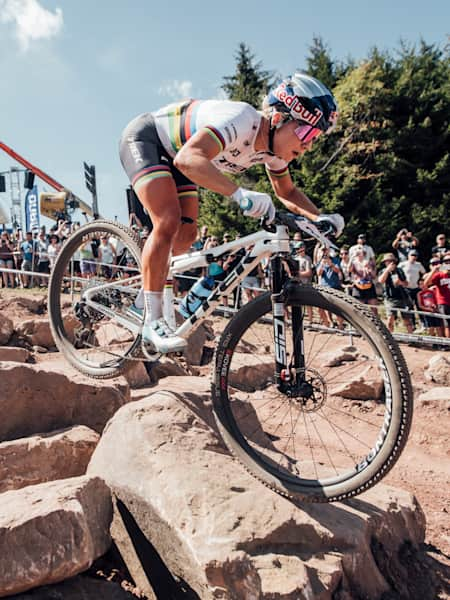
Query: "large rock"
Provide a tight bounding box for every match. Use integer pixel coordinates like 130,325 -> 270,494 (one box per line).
0,346 -> 30,362
0,476 -> 112,598
95,323 -> 134,346
16,318 -> 55,348
418,386 -> 450,407
228,352 -> 274,391
16,316 -> 80,349
184,320 -> 215,366
0,293 -> 46,316
88,380 -> 429,600
425,353 -> 450,386
10,576 -> 138,600
147,356 -> 190,383
0,361 -> 130,441
122,360 -> 151,388
331,365 -> 384,400
0,314 -> 13,345
0,425 -> 99,493
322,348 -> 358,367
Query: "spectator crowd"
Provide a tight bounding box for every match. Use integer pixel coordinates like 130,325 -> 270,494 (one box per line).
0,220 -> 76,290
168,225 -> 450,340
1,217 -> 449,340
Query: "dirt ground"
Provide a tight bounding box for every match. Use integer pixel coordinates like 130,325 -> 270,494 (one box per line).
383,343 -> 450,576
1,287 -> 449,596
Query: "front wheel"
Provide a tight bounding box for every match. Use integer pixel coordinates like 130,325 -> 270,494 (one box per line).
212,285 -> 413,502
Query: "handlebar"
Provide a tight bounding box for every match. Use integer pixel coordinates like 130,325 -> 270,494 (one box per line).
262,211 -> 339,249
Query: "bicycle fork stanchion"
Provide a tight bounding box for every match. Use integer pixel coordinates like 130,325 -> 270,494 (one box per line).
270,256 -> 290,391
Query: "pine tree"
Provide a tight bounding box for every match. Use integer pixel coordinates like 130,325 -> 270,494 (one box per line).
305,36 -> 337,89
200,44 -> 273,236
221,43 -> 272,108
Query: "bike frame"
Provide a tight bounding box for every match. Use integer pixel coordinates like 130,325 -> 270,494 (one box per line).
170,225 -> 290,334
81,216 -> 333,378
82,226 -> 287,329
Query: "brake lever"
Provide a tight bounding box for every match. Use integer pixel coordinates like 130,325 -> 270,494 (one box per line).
260,216 -> 277,233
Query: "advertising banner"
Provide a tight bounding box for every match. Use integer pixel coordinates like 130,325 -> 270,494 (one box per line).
25,185 -> 40,231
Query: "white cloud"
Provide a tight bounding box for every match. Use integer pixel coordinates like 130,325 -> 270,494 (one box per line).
158,79 -> 193,100
0,0 -> 63,51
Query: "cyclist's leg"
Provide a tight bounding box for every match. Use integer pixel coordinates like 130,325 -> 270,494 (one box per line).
135,177 -> 187,352
172,185 -> 199,256
136,176 -> 181,293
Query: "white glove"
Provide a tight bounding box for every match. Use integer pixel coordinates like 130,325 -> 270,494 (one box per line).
315,213 -> 345,237
231,187 -> 275,224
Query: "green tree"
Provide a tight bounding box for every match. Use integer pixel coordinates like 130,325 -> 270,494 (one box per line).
221,42 -> 272,107
305,36 -> 337,89
200,44 -> 273,236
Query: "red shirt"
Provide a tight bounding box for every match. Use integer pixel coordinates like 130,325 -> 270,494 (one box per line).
430,271 -> 450,305
417,288 -> 437,311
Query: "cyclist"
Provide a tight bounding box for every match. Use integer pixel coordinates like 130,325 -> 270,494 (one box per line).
119,72 -> 344,353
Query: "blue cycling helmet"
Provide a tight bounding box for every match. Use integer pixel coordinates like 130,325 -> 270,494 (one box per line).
264,72 -> 338,134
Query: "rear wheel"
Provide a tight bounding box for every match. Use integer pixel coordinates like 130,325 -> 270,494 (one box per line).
212,285 -> 413,502
48,220 -> 143,379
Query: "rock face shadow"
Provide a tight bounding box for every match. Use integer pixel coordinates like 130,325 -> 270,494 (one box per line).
115,498 -> 201,600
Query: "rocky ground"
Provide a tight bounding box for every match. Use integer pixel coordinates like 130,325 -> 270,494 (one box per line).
0,287 -> 449,599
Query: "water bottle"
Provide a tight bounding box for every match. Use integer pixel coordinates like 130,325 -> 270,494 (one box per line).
163,278 -> 177,330
179,275 -> 215,318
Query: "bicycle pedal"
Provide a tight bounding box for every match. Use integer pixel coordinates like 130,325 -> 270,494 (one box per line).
141,341 -> 161,362
167,350 -> 185,358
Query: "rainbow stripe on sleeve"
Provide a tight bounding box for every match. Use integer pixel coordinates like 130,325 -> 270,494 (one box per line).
203,126 -> 226,151
265,165 -> 289,178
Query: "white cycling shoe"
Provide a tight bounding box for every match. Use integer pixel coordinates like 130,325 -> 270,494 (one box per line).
142,318 -> 187,354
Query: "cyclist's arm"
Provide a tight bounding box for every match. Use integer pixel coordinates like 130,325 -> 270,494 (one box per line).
267,170 -> 320,221
173,130 -> 237,196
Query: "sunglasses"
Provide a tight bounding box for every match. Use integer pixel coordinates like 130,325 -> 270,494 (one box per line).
294,124 -> 322,144
340,251 -> 348,255
443,259 -> 450,264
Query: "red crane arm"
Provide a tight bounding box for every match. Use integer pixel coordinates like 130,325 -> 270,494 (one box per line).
0,140 -> 65,191
0,140 -> 95,217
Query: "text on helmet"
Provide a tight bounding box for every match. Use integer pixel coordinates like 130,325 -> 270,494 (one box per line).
274,83 -> 323,126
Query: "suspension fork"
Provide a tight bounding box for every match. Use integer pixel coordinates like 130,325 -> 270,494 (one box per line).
270,257 -> 306,392
270,256 -> 289,391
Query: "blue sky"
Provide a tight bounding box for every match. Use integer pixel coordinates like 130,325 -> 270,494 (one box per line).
0,0 -> 449,227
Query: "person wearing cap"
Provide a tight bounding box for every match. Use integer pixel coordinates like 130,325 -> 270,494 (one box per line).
290,231 -> 303,255
392,228 -> 419,263
431,233 -> 447,258
398,249 -> 426,330
423,252 -> 450,338
349,233 -> 375,264
378,253 -> 413,333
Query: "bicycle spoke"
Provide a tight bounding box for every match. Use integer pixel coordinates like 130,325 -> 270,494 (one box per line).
223,292 -> 399,487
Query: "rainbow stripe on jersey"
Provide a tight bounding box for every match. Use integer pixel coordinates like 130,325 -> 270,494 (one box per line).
163,100 -> 225,153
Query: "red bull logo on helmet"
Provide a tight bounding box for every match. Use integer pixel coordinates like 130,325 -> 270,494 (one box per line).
274,83 -> 323,126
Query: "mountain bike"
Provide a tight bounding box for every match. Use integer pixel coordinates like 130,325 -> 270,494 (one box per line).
48,212 -> 413,502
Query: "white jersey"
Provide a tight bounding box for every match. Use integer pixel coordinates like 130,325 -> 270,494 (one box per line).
153,99 -> 289,176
